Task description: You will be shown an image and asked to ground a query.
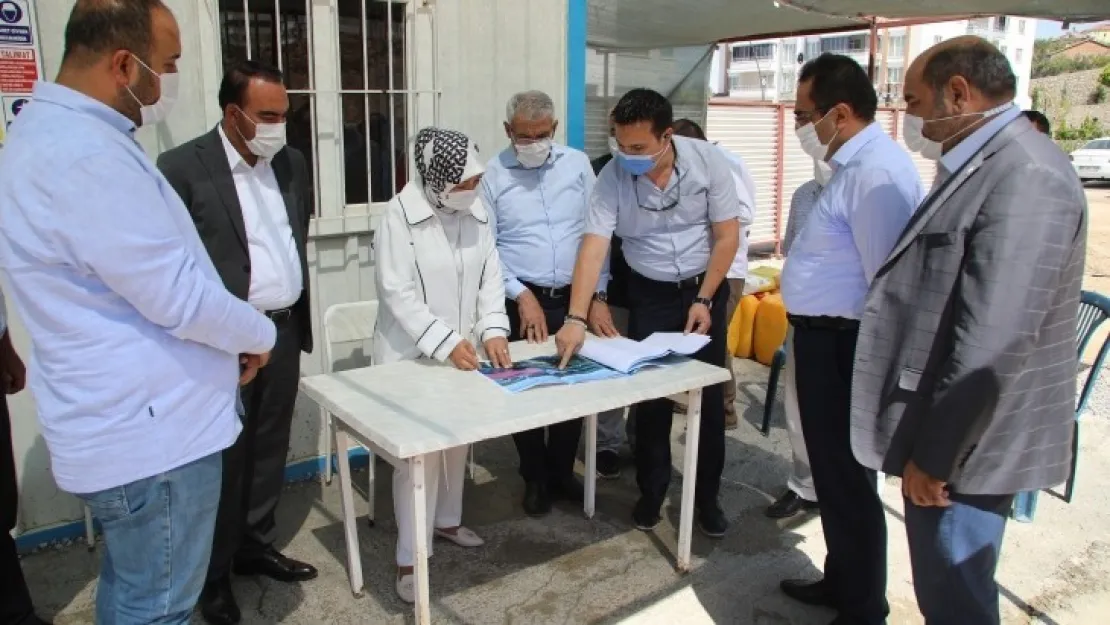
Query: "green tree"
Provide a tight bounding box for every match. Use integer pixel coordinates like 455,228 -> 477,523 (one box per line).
1101,64 -> 1110,87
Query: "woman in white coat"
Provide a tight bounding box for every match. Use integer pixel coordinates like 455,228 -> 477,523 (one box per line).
373,127 -> 513,602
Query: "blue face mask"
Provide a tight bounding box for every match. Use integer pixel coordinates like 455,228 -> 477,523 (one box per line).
616,137 -> 671,176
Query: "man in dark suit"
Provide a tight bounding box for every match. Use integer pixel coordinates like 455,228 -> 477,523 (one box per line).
158,60 -> 316,625
854,38 -> 1087,624
0,291 -> 49,625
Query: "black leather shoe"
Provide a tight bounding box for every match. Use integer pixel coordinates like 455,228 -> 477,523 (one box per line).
780,578 -> 836,608
765,490 -> 819,519
548,475 -> 585,502
632,498 -> 662,531
523,481 -> 552,517
199,578 -> 241,625
696,504 -> 729,538
596,450 -> 621,480
233,548 -> 318,583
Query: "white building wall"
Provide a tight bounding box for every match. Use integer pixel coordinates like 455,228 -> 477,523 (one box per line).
14,0 -> 567,537
718,17 -> 1036,107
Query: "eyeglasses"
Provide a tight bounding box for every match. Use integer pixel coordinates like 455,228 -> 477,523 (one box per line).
633,163 -> 682,212
793,108 -> 819,124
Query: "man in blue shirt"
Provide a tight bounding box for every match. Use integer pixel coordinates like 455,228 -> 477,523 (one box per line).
0,2 -> 275,622
482,90 -> 625,515
555,89 -> 741,538
776,54 -> 923,625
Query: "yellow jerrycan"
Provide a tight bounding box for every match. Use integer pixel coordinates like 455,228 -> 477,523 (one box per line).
753,292 -> 789,366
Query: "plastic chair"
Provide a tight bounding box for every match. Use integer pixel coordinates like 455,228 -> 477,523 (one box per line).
321,302 -> 379,524
1013,290 -> 1110,522
761,344 -> 788,436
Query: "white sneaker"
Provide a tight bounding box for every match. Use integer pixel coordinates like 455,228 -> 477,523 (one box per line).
396,573 -> 415,604
434,526 -> 485,547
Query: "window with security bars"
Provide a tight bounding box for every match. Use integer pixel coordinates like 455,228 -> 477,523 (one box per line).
218,0 -> 414,216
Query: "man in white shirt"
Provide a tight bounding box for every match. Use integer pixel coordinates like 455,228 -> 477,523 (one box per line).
671,119 -> 755,430
0,2 -> 275,622
0,290 -> 48,625
158,60 -> 315,625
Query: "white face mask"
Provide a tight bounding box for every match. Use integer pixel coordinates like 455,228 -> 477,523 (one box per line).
126,54 -> 179,127
795,110 -> 840,162
515,138 -> 552,169
903,102 -> 1014,161
813,159 -> 833,186
436,188 -> 478,213
237,109 -> 287,159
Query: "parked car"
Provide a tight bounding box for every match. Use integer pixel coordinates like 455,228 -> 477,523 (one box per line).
1071,138 -> 1110,182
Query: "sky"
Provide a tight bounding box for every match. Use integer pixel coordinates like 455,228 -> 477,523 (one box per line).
1036,21 -> 1067,40
1036,19 -> 1108,40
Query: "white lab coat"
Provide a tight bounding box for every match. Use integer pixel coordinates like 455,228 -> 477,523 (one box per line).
373,182 -> 511,365
372,181 -> 510,567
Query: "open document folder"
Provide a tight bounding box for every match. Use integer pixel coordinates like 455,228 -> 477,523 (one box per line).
479,332 -> 711,393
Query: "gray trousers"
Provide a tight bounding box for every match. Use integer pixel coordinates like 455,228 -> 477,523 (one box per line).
783,329 -> 816,501
597,305 -> 633,453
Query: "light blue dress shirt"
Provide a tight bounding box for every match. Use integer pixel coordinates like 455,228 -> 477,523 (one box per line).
781,122 -> 924,319
481,143 -> 608,299
585,135 -> 742,282
935,105 -> 1022,189
0,82 -> 276,494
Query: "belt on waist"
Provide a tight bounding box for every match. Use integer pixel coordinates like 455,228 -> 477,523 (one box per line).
787,314 -> 859,331
520,281 -> 570,299
264,306 -> 296,323
632,271 -> 706,290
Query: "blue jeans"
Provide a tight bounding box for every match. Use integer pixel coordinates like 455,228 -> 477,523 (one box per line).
77,452 -> 223,625
905,492 -> 1013,625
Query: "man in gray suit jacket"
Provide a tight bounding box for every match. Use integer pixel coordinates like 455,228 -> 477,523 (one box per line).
853,37 -> 1087,624
157,60 -> 317,625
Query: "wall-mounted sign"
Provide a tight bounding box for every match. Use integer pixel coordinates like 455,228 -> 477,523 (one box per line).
0,0 -> 39,135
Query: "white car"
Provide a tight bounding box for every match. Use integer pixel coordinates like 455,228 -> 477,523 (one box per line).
1071,138 -> 1110,182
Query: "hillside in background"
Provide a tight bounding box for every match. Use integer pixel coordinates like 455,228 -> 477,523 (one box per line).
1031,35 -> 1110,148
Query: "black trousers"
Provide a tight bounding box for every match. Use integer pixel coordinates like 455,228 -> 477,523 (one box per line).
506,292 -> 582,484
793,323 -> 888,624
208,309 -> 303,581
1,399 -> 35,625
626,272 -> 728,511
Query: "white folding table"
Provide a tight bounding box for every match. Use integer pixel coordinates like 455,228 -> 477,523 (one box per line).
299,340 -> 730,624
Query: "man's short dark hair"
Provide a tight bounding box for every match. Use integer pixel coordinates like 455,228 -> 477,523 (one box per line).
218,60 -> 285,110
63,0 -> 164,62
672,118 -> 707,140
798,53 -> 877,122
1023,110 -> 1051,136
922,39 -> 1016,102
612,88 -> 673,136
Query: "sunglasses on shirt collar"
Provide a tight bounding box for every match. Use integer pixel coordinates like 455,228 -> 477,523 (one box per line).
633,150 -> 682,212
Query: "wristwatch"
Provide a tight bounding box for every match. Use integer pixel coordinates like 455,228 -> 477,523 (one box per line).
693,296 -> 713,309
593,291 -> 608,303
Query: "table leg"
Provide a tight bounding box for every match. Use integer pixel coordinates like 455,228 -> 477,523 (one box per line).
335,427 -> 364,596
584,413 -> 598,519
410,455 -> 432,624
677,388 -> 703,573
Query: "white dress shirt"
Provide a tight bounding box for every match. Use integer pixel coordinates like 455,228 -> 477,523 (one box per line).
219,126 -> 303,311
714,144 -> 757,280
780,123 -> 924,319
0,82 -> 275,494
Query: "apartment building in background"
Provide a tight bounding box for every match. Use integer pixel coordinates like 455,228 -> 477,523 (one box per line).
709,16 -> 1037,109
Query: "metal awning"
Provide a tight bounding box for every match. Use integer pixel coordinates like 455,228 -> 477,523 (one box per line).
588,0 -> 1110,49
